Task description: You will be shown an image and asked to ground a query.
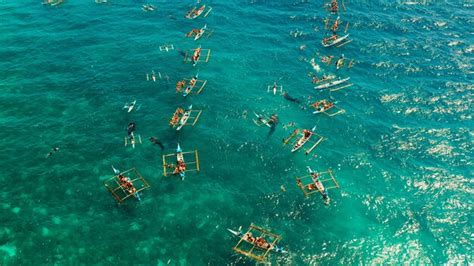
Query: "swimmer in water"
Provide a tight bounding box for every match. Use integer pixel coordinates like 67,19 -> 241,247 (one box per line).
45,147 -> 59,158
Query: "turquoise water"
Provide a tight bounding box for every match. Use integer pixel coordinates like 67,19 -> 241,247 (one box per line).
1,0 -> 473,264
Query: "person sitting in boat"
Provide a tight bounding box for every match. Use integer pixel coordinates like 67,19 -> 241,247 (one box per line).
332,17 -> 340,33
170,109 -> 183,126
193,6 -> 203,16
170,115 -> 179,126
189,76 -> 198,87
187,29 -> 200,37
118,174 -> 136,194
255,237 -> 272,249
303,129 -> 312,138
244,232 -> 255,243
173,160 -> 186,174
307,183 -> 316,191
324,101 -> 334,109
312,100 -> 325,112
192,47 -> 202,63
176,80 -> 186,92
330,0 -> 338,12
323,34 -> 338,45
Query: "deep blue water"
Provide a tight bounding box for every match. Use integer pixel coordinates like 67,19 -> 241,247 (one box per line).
0,0 -> 472,264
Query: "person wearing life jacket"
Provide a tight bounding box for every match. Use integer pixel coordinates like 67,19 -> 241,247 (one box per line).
332,16 -> 340,33
330,0 -> 338,13
192,47 -> 202,63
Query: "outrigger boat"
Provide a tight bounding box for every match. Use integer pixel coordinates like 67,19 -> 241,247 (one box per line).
104,168 -> 150,204
180,74 -> 207,97
267,82 -> 283,95
162,145 -> 200,179
169,105 -> 203,131
185,4 -> 211,19
184,46 -> 211,66
186,25 -> 209,41
314,77 -> 352,91
283,126 -> 325,155
295,167 -> 340,205
311,99 -> 345,116
291,126 -> 316,152
322,34 -> 350,48
227,228 -> 287,255
176,105 -> 192,131
111,166 -> 141,201
229,224 -> 287,262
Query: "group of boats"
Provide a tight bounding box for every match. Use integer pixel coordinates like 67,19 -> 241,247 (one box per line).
161,4 -> 212,179
96,1 -> 354,263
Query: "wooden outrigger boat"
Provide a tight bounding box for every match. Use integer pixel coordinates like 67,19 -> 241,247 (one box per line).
184,46 -> 211,66
186,25 -> 211,41
322,34 -> 351,48
162,144 -> 200,180
169,105 -> 202,131
311,99 -> 345,116
185,4 -> 212,19
314,77 -> 352,92
229,224 -> 287,262
283,126 -> 325,155
295,167 -> 340,205
267,82 -> 283,95
177,74 -> 207,97
104,168 -> 150,204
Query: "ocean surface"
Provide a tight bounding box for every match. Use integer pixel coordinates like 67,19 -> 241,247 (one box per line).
0,0 -> 472,264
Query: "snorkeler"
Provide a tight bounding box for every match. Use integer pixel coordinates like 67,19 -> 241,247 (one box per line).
45,147 -> 59,158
